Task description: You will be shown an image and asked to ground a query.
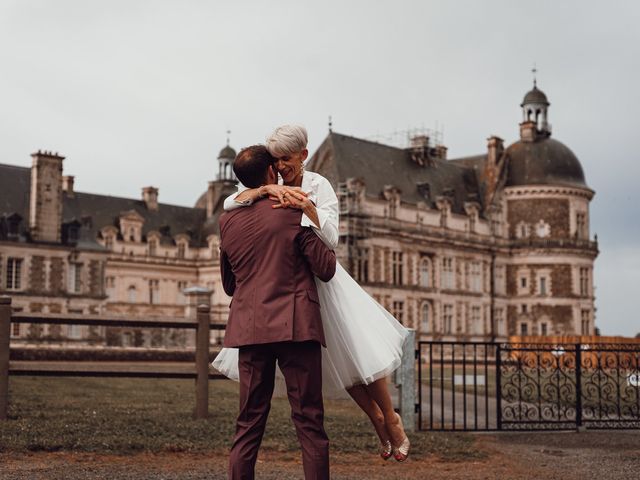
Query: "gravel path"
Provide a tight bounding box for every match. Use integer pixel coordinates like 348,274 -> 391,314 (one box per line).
1,431 -> 639,479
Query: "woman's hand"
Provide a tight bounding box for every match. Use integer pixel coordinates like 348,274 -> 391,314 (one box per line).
274,190 -> 321,228
267,186 -> 309,208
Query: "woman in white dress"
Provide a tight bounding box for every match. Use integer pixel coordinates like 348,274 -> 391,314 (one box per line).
212,125 -> 411,461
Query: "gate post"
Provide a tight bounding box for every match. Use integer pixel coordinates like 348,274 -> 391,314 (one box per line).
195,304 -> 211,419
496,343 -> 502,431
398,329 -> 416,432
0,296 -> 11,421
575,343 -> 583,430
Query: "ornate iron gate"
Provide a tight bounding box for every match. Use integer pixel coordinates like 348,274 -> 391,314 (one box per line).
417,341 -> 640,431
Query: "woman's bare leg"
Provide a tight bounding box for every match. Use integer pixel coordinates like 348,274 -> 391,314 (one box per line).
346,384 -> 389,445
363,377 -> 407,446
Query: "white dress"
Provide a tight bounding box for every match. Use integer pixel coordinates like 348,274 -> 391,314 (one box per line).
211,171 -> 409,396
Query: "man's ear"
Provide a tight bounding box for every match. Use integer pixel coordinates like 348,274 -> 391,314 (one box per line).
267,165 -> 277,184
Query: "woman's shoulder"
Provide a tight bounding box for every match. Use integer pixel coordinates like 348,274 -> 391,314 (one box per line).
304,170 -> 332,188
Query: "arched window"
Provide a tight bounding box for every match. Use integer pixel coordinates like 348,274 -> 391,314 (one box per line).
148,239 -> 157,256
421,302 -> 430,333
419,258 -> 431,288
128,285 -> 137,303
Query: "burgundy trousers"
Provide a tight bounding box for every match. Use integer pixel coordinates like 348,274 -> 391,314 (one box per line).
228,341 -> 330,480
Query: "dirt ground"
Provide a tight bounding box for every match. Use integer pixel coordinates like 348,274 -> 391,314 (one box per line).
1,431 -> 639,480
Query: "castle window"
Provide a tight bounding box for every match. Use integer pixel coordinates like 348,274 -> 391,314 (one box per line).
177,243 -> 186,259
129,228 -> 135,242
581,310 -> 591,335
105,235 -> 114,250
67,324 -> 81,339
68,263 -> 82,294
419,257 -> 431,288
443,304 -> 453,334
441,257 -> 454,289
421,302 -> 430,333
579,267 -> 590,296
6,257 -> 23,290
494,265 -> 506,295
106,277 -> 116,299
148,239 -> 157,257
149,279 -> 159,304
128,286 -> 137,303
11,322 -> 21,337
520,322 -> 529,336
576,212 -> 587,239
392,251 -> 403,285
517,270 -> 530,296
392,301 -> 404,324
516,222 -> 530,239
470,262 -> 482,292
494,308 -> 505,336
354,247 -> 369,283
177,281 -> 188,305
471,306 -> 482,335
440,208 -> 449,228
540,322 -> 548,336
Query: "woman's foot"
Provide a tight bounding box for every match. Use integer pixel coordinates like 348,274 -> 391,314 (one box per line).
379,439 -> 393,460
388,412 -> 410,462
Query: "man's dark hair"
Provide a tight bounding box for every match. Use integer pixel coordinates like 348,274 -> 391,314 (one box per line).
233,145 -> 275,188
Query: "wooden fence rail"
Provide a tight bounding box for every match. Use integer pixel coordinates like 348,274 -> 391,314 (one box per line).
0,295 -> 227,420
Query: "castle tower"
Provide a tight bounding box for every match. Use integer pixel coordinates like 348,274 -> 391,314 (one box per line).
217,140 -> 237,181
520,79 -> 551,137
29,150 -> 65,243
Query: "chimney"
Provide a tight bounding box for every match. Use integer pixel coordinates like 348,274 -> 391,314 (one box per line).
435,145 -> 448,160
62,175 -> 75,198
142,186 -> 159,211
29,150 -> 65,243
409,135 -> 429,166
487,136 -> 504,167
519,120 -> 537,142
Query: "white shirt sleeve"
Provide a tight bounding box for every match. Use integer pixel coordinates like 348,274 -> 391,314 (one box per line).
223,182 -> 251,211
300,173 -> 340,249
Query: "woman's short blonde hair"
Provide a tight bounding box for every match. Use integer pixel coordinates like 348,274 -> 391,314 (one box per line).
266,125 -> 308,158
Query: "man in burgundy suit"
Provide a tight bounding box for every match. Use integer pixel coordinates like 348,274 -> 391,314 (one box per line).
219,145 -> 337,480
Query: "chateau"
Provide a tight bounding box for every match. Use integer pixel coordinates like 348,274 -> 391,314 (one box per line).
0,82 -> 598,346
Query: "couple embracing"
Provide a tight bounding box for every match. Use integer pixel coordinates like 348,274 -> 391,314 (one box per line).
214,125 -> 410,479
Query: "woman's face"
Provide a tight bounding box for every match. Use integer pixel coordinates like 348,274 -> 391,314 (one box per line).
273,149 -> 308,185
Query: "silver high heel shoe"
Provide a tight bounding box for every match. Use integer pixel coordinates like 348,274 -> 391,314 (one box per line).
379,440 -> 392,460
392,413 -> 411,462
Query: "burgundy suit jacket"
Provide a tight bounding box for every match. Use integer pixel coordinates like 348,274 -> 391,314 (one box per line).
219,198 -> 336,348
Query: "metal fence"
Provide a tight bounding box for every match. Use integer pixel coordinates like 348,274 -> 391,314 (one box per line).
417,341 -> 640,431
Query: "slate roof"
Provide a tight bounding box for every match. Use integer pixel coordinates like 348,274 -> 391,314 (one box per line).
0,162 -> 209,248
504,137 -> 588,189
522,85 -> 550,106
307,132 -> 484,214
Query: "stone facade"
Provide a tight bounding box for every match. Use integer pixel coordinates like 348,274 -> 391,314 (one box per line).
0,83 -> 599,347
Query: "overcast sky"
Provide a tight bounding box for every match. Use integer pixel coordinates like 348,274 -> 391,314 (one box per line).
1,0 -> 638,336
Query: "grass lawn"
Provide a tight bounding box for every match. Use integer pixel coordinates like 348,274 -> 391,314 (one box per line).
0,376 -> 480,461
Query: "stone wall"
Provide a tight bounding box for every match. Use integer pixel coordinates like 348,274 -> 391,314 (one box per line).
507,198 -> 570,238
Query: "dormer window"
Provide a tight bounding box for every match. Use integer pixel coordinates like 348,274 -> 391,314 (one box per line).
177,242 -> 186,259
6,213 -> 22,240
148,239 -> 157,256
105,235 -> 114,250
516,221 -> 530,239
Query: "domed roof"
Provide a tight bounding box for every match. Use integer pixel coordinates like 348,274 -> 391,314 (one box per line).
218,145 -> 237,160
505,137 -> 587,189
521,85 -> 550,106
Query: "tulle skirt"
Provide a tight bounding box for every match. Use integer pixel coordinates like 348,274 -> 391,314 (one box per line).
211,262 -> 410,396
